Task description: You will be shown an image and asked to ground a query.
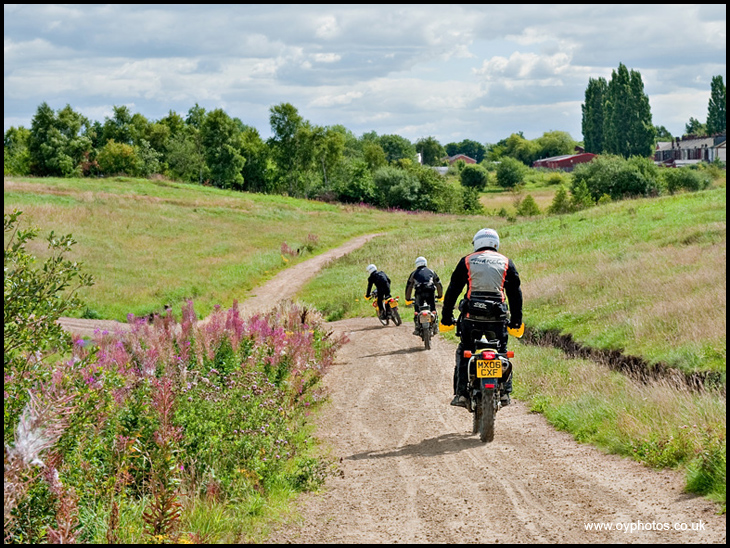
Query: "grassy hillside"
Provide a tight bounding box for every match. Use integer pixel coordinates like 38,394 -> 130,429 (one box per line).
299,186 -> 726,378
5,176 -> 725,376
4,175 -> 726,509
4,177 -> 417,321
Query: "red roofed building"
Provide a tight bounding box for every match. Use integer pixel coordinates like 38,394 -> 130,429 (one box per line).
532,153 -> 597,171
445,154 -> 477,165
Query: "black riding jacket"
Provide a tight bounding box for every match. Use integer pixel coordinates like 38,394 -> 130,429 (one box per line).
366,270 -> 391,298
405,266 -> 443,303
442,247 -> 522,325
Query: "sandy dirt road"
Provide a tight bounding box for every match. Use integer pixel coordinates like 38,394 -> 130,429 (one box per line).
58,233 -> 725,544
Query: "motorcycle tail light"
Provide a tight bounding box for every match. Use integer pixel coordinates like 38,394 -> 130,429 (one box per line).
481,351 -> 495,360
506,351 -> 514,358
463,351 -> 472,358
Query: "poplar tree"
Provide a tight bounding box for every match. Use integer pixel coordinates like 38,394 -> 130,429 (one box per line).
603,63 -> 655,158
581,77 -> 607,153
706,75 -> 726,135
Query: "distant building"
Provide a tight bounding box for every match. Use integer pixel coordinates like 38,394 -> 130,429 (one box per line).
654,134 -> 726,165
445,154 -> 476,165
532,153 -> 597,171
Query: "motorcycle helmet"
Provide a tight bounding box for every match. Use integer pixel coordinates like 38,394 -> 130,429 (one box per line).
473,228 -> 500,252
366,264 -> 377,274
415,256 -> 427,268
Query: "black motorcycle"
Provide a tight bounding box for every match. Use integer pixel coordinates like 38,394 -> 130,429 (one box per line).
463,335 -> 514,442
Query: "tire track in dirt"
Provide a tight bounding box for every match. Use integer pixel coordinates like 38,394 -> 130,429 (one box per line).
265,317 -> 725,544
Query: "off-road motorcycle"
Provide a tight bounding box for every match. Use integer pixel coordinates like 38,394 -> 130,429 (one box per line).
369,289 -> 402,326
413,303 -> 438,350
441,320 -> 524,443
464,334 -> 514,442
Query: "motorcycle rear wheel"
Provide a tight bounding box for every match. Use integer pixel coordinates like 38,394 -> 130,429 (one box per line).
422,323 -> 431,350
391,308 -> 402,326
478,388 -> 496,443
378,313 -> 389,326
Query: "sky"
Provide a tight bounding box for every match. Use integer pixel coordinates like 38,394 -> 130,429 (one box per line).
4,4 -> 727,146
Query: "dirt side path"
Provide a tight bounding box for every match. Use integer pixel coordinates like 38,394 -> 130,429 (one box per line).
57,233 -> 384,337
265,317 -> 725,544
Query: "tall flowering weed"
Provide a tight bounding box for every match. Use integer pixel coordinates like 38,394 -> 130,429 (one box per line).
4,299 -> 345,543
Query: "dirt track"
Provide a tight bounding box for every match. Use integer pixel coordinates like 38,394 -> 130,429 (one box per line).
59,234 -> 726,544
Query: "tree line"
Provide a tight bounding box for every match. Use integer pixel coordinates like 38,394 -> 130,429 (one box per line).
4,64 -> 724,213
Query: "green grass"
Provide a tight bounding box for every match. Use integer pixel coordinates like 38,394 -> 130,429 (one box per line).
511,340 -> 726,509
4,174 -> 726,512
298,187 -> 726,378
4,177 -> 411,321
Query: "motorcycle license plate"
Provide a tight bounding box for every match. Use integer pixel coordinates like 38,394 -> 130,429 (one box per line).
476,359 -> 502,378
419,314 -> 430,323
389,300 -> 397,308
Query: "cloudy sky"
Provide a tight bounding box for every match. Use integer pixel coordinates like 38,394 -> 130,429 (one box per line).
4,4 -> 726,146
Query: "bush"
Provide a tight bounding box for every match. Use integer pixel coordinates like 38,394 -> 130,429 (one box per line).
460,164 -> 489,190
662,167 -> 712,194
496,157 -> 526,189
96,139 -> 139,176
571,154 -> 660,201
547,186 -> 572,215
4,211 -> 94,427
372,166 -> 420,210
516,194 -> 541,216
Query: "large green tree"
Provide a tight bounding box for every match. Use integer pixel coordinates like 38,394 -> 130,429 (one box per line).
28,102 -> 92,177
269,102 -> 304,195
415,136 -> 446,166
603,63 -> 656,158
706,75 -> 726,135
200,108 -> 246,189
581,77 -> 607,153
377,134 -> 417,164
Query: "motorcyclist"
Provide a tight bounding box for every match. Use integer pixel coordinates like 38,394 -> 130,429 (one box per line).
440,228 -> 523,408
405,256 -> 443,336
365,264 -> 392,319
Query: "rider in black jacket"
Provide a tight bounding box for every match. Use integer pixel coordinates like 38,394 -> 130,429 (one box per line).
365,264 -> 392,319
441,228 -> 523,408
405,256 -> 443,335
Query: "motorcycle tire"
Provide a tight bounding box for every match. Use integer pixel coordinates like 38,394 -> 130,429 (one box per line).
391,308 -> 402,326
472,398 -> 480,435
422,323 -> 431,350
478,387 -> 496,443
379,313 -> 389,326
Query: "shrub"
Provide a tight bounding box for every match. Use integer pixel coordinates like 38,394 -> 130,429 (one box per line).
662,167 -> 712,194
460,164 -> 489,190
495,157 -> 526,188
571,154 -> 659,201
96,139 -> 139,176
516,194 -> 541,216
547,186 -> 572,215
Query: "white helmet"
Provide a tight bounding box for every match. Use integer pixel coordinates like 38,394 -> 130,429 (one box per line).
473,228 -> 499,252
415,256 -> 427,268
366,264 -> 377,274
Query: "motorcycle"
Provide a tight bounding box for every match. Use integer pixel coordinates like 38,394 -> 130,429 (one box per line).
369,289 -> 402,326
410,302 -> 438,350
464,335 -> 514,443
441,320 -> 524,443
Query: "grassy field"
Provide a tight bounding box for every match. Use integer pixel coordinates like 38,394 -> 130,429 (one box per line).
4,174 -> 726,510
